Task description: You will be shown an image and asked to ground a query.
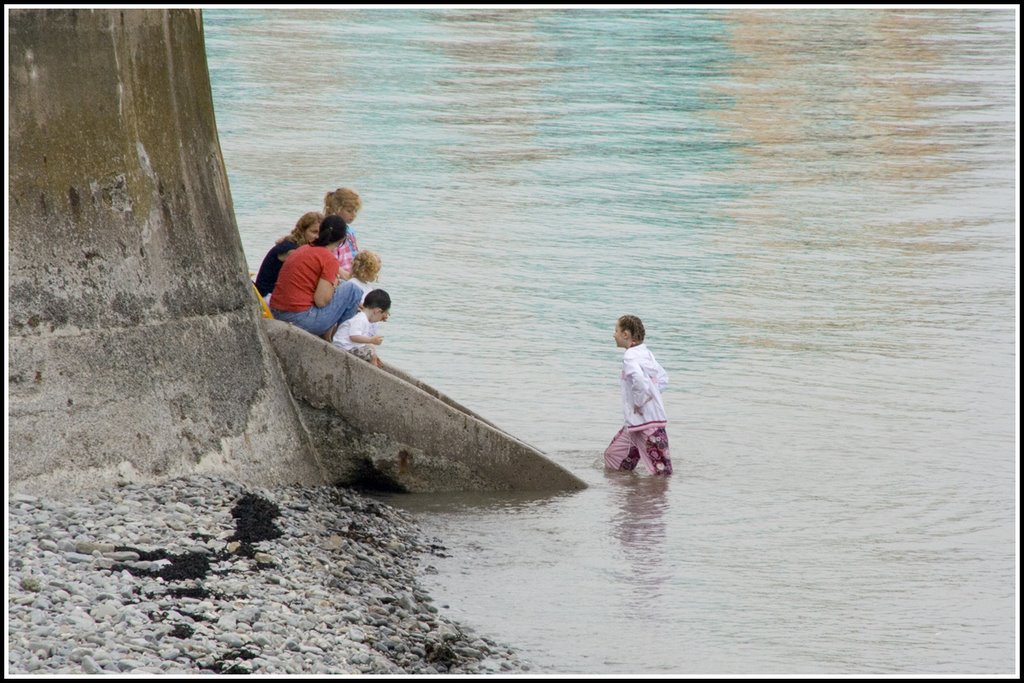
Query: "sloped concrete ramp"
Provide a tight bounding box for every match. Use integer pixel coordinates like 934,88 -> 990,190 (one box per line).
262,319 -> 587,493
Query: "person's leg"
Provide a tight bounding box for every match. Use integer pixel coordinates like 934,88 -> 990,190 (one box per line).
269,307 -> 323,335
271,284 -> 363,337
604,427 -> 641,471
634,426 -> 672,475
321,324 -> 338,342
323,280 -> 364,330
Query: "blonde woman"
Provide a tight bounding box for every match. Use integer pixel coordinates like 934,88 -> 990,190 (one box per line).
323,187 -> 363,281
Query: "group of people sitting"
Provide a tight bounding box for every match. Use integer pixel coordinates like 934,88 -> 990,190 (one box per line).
252,187 -> 391,368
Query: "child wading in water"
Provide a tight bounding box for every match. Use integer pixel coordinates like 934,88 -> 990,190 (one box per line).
604,314 -> 673,475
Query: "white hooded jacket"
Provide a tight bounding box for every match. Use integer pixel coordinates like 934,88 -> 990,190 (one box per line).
620,343 -> 668,432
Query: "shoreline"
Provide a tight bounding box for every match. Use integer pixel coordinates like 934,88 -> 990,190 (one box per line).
6,474 -> 533,675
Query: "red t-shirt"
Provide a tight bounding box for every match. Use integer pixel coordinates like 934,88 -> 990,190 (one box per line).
269,245 -> 340,312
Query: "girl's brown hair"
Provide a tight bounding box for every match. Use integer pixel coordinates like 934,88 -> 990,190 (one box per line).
617,314 -> 645,343
289,211 -> 324,245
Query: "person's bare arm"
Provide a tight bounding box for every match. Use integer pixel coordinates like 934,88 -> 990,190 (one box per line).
349,334 -> 383,345
313,278 -> 335,308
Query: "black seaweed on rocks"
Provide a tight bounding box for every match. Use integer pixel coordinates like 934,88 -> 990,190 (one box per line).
227,493 -> 283,558
103,492 -> 292,673
168,623 -> 195,639
113,492 -> 283,581
207,647 -> 261,675
117,549 -> 213,581
164,586 -> 217,600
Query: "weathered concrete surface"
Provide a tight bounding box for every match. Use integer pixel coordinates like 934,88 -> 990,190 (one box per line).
262,319 -> 588,493
7,9 -> 327,496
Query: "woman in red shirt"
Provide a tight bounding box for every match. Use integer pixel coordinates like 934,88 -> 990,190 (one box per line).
269,215 -> 364,339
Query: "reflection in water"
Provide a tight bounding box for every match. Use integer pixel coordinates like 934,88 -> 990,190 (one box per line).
715,8 -> 968,185
606,473 -> 671,599
373,487 -> 571,516
426,10 -> 560,172
703,8 -> 1014,359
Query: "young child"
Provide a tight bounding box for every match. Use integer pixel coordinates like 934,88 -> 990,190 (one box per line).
323,187 -> 362,281
604,314 -> 673,475
348,250 -> 381,300
332,288 -> 390,368
348,250 -> 383,335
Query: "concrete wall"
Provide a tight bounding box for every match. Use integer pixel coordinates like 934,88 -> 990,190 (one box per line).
7,9 -> 327,495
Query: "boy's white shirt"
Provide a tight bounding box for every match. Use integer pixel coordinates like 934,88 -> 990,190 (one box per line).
620,342 -> 668,431
352,279 -> 380,334
332,311 -> 372,351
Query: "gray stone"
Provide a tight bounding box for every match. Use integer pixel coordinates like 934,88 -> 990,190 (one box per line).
103,551 -> 141,561
65,552 -> 95,564
91,602 -> 121,620
76,542 -> 116,555
81,656 -> 102,674
216,613 -> 237,629
218,633 -> 246,648
117,659 -> 148,672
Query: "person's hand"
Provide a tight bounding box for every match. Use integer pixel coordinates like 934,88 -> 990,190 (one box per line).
371,335 -> 383,346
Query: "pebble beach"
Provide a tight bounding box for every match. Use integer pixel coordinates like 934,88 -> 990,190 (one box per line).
6,474 -> 533,675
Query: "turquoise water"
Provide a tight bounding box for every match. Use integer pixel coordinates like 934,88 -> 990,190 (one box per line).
203,8 -> 1017,674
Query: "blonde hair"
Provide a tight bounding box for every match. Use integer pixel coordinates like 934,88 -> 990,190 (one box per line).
350,250 -> 381,283
323,187 -> 362,216
289,211 -> 324,245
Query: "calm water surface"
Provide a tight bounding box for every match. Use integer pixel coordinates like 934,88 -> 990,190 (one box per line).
203,8 -> 1017,675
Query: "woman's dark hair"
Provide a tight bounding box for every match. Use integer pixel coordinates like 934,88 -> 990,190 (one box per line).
312,214 -> 348,247
363,289 -> 391,311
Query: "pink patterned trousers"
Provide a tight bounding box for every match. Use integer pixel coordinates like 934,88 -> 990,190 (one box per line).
604,426 -> 673,476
